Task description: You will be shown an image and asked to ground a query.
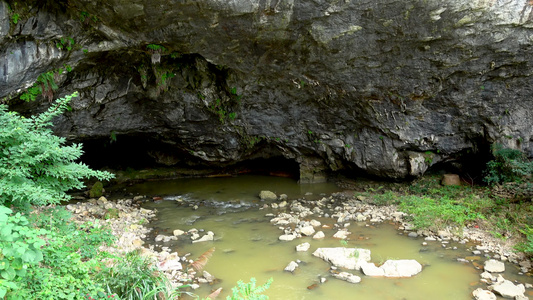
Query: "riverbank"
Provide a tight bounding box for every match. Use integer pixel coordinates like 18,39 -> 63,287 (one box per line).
64,173 -> 531,299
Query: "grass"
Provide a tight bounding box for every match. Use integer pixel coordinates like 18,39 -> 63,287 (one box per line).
361,175 -> 533,256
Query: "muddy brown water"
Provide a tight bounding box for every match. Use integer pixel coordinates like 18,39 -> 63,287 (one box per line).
121,175 -> 528,299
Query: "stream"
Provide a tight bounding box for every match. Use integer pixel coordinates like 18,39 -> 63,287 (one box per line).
120,175 -> 523,299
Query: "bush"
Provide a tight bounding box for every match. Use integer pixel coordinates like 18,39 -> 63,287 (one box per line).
227,277 -> 273,300
2,206 -> 116,299
484,144 -> 533,185
97,251 -> 183,300
0,92 -> 114,209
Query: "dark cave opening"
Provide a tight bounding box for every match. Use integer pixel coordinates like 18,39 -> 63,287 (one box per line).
79,136 -> 301,180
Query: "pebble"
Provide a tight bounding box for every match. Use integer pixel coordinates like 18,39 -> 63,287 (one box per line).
408,232 -> 418,238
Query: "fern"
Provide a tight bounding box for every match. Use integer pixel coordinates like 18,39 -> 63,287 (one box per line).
0,92 -> 114,209
226,278 -> 272,300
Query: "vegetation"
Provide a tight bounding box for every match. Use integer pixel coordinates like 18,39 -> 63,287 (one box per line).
0,91 -> 272,299
362,144 -> 532,256
227,278 -> 272,300
484,144 -> 533,185
0,92 -> 113,209
19,66 -> 72,102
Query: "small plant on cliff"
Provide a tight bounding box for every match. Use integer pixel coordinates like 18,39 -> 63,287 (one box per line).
20,67 -> 73,102
147,44 -> 167,64
0,92 -> 114,209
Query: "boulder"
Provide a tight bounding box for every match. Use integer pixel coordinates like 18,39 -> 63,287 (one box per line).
300,226 -> 316,236
472,288 -> 497,300
259,191 -> 277,201
158,253 -> 182,271
284,261 -> 299,273
192,231 -> 214,243
491,280 -> 526,299
379,260 -> 423,277
484,259 -> 505,273
442,174 -> 461,186
173,229 -> 185,236
279,234 -> 297,241
296,242 -> 311,252
312,247 -> 371,270
360,262 -> 385,277
89,181 -> 104,198
313,231 -> 325,239
310,219 -> 321,227
333,230 -> 351,239
332,272 -> 361,284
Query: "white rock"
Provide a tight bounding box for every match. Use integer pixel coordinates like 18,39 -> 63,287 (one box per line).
271,203 -> 279,209
300,225 -> 316,236
279,194 -> 288,201
472,288 -> 497,300
278,201 -> 288,208
332,272 -> 361,283
484,259 -> 505,273
296,242 -> 311,252
310,219 -> 321,227
279,234 -> 297,241
515,295 -> 529,300
360,262 -> 385,277
173,229 -> 185,236
259,190 -> 277,201
313,231 -> 325,239
192,231 -> 214,243
312,247 -> 371,270
480,271 -> 494,280
380,260 -> 423,277
284,261 -> 299,272
355,213 -> 366,222
333,230 -> 351,239
491,280 -> 526,299
158,253 -> 182,271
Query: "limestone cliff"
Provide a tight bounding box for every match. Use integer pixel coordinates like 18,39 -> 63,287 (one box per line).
1,0 -> 532,181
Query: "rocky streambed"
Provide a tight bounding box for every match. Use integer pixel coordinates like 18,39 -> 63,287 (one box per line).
65,186 -> 532,299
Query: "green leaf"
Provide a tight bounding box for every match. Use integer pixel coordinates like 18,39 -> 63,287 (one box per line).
1,267 -> 16,280
15,267 -> 26,277
0,260 -> 8,270
21,249 -> 38,263
0,287 -> 6,298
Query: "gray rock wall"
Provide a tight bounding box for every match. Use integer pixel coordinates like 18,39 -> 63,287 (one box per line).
1,0 -> 532,180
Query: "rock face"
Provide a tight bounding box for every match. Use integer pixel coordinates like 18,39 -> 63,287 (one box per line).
1,0 -> 532,179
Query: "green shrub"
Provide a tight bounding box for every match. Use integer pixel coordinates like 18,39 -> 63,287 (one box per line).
0,206 -> 47,298
5,206 -> 117,299
227,277 -> 273,300
97,251 -> 183,300
484,144 -> 533,185
0,92 -> 114,209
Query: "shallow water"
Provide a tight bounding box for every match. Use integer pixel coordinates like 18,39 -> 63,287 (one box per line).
127,175 -> 500,299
